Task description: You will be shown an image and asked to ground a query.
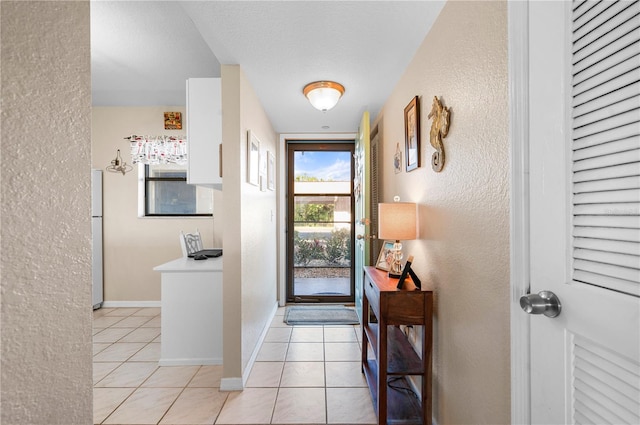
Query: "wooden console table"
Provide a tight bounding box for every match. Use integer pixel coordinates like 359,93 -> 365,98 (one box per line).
361,266 -> 433,425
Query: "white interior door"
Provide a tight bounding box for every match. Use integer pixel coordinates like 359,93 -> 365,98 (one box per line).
526,1 -> 640,423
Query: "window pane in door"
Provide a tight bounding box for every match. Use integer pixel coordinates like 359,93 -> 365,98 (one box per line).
293,195 -> 352,296
289,148 -> 354,300
294,151 -> 351,193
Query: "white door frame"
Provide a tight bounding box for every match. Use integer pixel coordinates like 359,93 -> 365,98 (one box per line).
277,133 -> 357,306
508,1 -> 531,423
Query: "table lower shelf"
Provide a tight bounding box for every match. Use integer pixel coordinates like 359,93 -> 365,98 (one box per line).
364,324 -> 424,375
362,359 -> 423,425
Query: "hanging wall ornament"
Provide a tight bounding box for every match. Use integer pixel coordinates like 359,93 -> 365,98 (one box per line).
427,96 -> 451,172
106,149 -> 133,175
394,143 -> 402,174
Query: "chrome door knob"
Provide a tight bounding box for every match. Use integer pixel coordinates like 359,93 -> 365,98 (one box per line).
520,291 -> 561,318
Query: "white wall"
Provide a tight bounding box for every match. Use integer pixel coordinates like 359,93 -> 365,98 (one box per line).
92,107 -> 218,302
221,65 -> 278,384
0,1 -> 93,422
374,1 -> 510,423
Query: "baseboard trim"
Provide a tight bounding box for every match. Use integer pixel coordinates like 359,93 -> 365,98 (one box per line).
241,301 -> 279,385
159,358 -> 222,367
220,377 -> 244,391
101,301 -> 161,308
219,301 -> 279,392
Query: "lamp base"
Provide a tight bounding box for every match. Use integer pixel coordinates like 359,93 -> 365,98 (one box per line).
388,272 -> 402,279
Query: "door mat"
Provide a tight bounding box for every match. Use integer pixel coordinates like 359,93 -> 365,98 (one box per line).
284,305 -> 359,325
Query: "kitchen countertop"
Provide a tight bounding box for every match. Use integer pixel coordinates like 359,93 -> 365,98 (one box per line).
153,256 -> 223,273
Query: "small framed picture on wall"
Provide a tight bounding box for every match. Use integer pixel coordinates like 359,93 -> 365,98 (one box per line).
247,130 -> 260,186
267,151 -> 275,190
164,112 -> 182,130
404,96 -> 420,172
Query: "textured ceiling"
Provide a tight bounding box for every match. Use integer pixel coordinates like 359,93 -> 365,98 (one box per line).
91,1 -> 445,134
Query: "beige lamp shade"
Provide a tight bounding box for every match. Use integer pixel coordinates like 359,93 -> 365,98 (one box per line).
378,202 -> 418,241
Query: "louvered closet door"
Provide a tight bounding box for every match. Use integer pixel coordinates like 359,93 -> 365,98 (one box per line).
527,1 -> 640,423
572,0 -> 640,297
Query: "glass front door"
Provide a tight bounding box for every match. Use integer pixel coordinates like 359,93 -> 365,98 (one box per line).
286,142 -> 354,303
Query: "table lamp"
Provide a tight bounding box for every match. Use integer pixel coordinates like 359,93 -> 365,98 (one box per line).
378,202 -> 418,278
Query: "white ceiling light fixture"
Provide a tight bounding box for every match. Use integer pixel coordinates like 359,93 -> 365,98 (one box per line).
303,81 -> 345,112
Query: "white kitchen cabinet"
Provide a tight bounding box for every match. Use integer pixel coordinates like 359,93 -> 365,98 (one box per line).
186,78 -> 222,189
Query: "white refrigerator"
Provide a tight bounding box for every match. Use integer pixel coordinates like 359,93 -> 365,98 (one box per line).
92,169 -> 104,309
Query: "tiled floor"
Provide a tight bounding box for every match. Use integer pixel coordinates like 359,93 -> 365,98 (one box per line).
93,306 -> 376,424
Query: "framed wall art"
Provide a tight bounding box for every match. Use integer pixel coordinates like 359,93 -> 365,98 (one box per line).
247,130 -> 260,186
164,112 -> 182,130
404,96 -> 420,172
267,151 -> 275,190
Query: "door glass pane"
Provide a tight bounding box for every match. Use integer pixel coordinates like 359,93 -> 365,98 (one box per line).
293,196 -> 351,295
290,149 -> 353,299
294,151 -> 351,192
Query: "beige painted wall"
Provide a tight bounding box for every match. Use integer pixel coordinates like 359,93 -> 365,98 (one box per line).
221,65 -> 278,381
92,107 -> 218,302
0,1 -> 93,422
374,1 -> 510,423
238,68 -> 279,371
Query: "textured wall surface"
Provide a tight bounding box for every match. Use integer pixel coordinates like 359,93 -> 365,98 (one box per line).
0,2 -> 93,423
221,65 -> 278,382
92,107 -> 217,302
375,1 -> 510,423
